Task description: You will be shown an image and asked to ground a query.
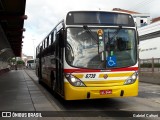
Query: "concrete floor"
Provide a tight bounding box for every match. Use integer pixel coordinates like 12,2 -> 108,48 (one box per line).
0,70 -> 57,111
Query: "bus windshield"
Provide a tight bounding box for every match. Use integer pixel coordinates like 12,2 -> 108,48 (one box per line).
66,27 -> 137,69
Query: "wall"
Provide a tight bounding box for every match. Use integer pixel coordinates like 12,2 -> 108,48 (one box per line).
0,24 -> 14,72
138,21 -> 160,59
139,37 -> 160,59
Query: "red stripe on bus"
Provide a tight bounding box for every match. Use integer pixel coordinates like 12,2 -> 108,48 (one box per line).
64,67 -> 138,73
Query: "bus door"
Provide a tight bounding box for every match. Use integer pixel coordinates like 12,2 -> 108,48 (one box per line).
55,29 -> 64,95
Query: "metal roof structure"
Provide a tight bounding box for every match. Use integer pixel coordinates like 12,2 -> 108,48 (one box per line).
0,0 -> 27,57
112,8 -> 140,14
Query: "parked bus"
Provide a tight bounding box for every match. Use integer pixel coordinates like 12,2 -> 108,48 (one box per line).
36,11 -> 139,100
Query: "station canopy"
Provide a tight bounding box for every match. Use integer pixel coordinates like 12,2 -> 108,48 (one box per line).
0,0 -> 27,57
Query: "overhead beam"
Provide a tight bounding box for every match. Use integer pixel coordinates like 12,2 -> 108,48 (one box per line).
0,15 -> 27,20
5,28 -> 26,33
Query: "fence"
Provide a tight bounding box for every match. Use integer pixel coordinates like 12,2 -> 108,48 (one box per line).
139,58 -> 160,72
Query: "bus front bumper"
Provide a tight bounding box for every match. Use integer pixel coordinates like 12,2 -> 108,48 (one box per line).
64,79 -> 138,100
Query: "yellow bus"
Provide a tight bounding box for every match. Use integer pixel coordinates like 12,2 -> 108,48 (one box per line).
36,11 -> 139,100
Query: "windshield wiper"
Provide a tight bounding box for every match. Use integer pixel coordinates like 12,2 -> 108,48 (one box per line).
106,26 -> 122,56
109,26 -> 122,42
83,25 -> 98,44
83,25 -> 102,53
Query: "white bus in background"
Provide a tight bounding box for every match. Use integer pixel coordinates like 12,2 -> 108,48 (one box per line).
27,59 -> 35,69
138,21 -> 160,59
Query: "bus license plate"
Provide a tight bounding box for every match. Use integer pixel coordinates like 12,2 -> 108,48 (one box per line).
100,90 -> 112,95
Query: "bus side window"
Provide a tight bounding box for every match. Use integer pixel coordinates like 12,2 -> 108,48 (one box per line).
53,29 -> 57,42
47,36 -> 49,46
43,41 -> 45,49
45,39 -> 48,48
49,33 -> 53,45
51,32 -> 53,44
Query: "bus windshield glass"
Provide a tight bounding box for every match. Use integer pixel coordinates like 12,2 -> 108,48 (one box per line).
66,27 -> 137,69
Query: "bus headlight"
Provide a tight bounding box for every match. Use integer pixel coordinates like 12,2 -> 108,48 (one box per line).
124,72 -> 138,85
65,74 -> 86,87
